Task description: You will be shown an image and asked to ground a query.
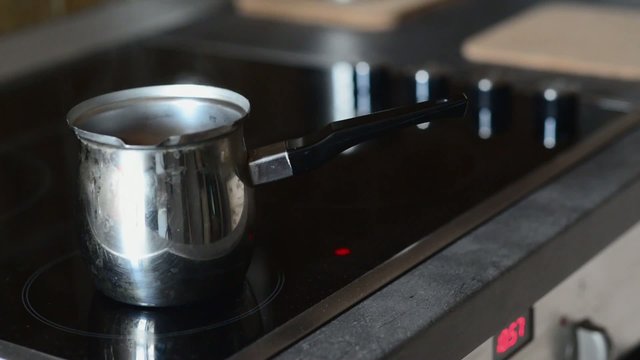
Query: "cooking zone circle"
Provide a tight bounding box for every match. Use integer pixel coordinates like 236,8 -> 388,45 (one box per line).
22,252 -> 284,339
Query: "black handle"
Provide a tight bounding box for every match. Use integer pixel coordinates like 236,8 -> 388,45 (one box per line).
285,94 -> 468,174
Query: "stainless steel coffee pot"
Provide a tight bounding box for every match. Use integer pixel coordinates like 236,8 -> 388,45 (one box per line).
67,84 -> 466,306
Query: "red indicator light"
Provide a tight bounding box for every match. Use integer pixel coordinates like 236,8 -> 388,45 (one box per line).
334,247 -> 351,256
493,311 -> 533,360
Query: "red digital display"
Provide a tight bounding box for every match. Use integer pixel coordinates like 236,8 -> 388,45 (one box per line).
493,310 -> 533,360
334,247 -> 351,256
496,317 -> 526,353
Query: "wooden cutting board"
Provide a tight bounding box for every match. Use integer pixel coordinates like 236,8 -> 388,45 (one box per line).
234,0 -> 446,32
462,3 -> 640,81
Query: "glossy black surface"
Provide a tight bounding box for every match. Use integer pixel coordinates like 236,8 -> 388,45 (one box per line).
286,95 -> 468,175
0,45 -> 625,359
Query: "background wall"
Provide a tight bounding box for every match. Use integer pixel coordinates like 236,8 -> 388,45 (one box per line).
0,0 -> 109,35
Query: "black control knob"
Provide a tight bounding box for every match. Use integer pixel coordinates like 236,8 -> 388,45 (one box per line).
412,68 -> 449,103
410,68 -> 449,129
330,62 -> 392,121
534,87 -> 579,149
386,67 -> 450,129
353,62 -> 392,115
473,78 -> 512,139
391,67 -> 449,108
566,320 -> 612,360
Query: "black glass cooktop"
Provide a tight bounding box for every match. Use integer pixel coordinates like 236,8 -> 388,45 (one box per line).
0,45 -> 627,359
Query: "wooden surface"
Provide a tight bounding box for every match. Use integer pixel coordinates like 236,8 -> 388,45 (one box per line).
234,0 -> 446,32
462,3 -> 640,81
0,0 -> 106,35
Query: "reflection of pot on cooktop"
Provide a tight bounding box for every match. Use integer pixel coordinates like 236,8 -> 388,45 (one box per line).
86,285 -> 272,359
22,248 -> 283,359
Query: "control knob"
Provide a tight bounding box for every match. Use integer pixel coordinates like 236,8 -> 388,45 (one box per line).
412,68 -> 449,104
330,61 -> 391,121
411,68 -> 449,129
473,77 -> 512,139
566,319 -> 612,360
534,86 -> 579,149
